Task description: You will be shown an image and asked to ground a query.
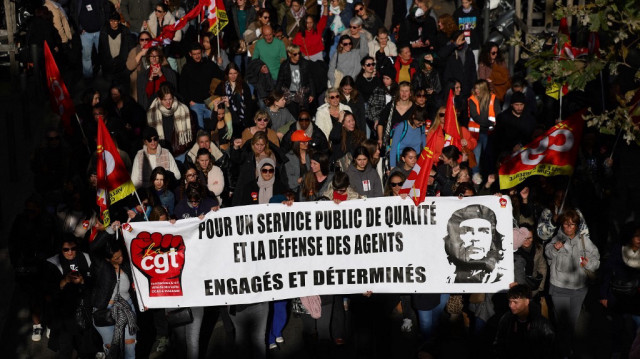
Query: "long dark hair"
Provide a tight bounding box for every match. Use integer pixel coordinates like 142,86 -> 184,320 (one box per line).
339,76 -> 360,103
340,111 -> 365,154
479,41 -> 504,67
224,63 -> 244,94
301,14 -> 317,37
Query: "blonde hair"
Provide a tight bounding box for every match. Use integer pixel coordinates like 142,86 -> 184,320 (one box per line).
325,88 -> 340,102
474,80 -> 491,112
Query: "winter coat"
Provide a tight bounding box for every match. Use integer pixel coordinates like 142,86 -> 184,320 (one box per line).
546,230 -> 600,290
120,0 -> 154,31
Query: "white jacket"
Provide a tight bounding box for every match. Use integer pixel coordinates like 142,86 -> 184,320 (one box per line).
142,11 -> 182,41
313,102 -> 352,142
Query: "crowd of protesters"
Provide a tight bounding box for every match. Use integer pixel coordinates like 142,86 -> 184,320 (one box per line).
11,0 -> 640,358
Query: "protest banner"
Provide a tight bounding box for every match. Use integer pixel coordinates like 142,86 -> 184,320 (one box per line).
122,196 -> 514,309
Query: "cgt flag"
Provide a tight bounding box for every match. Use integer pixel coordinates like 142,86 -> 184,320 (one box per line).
44,41 -> 75,135
399,128 -> 445,206
147,0 -> 208,48
96,116 -> 135,224
443,89 -> 462,149
208,0 -> 229,35
499,110 -> 585,189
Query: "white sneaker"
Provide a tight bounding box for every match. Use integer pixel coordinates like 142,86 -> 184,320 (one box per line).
269,343 -> 278,350
400,318 -> 413,332
46,328 -> 51,339
275,336 -> 284,343
32,325 -> 43,342
95,353 -> 106,359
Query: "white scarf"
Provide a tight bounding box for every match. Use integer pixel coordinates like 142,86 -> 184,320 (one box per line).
329,6 -> 344,35
149,98 -> 192,146
622,245 -> 640,269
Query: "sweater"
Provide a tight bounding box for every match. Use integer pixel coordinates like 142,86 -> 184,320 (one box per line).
345,164 -> 383,198
179,57 -> 223,104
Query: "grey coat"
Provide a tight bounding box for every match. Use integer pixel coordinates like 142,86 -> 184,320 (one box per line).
120,0 -> 155,32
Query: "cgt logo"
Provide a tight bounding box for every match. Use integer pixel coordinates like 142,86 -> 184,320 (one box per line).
519,126 -> 574,166
140,247 -> 180,274
131,232 -> 186,296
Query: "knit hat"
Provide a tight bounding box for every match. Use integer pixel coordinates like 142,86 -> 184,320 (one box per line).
513,227 -> 530,250
510,92 -> 526,105
379,64 -> 396,81
291,130 -> 312,142
142,127 -> 159,141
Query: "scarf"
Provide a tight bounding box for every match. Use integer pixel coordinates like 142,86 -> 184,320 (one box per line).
257,157 -> 276,204
226,81 -> 245,124
108,294 -> 138,359
296,122 -> 314,140
622,245 -> 640,269
329,6 -> 344,35
148,98 -> 192,146
138,145 -> 170,187
291,6 -> 306,22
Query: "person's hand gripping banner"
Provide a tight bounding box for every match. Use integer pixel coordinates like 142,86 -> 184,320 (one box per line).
131,232 -> 186,296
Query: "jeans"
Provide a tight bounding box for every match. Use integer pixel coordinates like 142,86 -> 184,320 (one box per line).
190,102 -> 211,130
230,302 -> 269,359
268,300 -> 288,344
416,294 -> 449,340
169,307 -> 204,359
472,132 -> 489,174
93,299 -> 136,358
80,31 -> 100,79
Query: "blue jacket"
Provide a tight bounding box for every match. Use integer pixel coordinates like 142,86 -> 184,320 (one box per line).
390,120 -> 425,168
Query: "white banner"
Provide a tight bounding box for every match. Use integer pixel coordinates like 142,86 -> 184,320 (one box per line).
122,196 -> 514,309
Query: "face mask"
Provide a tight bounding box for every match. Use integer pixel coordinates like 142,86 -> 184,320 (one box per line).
414,8 -> 425,18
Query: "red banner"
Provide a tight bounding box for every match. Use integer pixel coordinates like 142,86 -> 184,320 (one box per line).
399,128 -> 445,205
96,116 -> 136,224
147,0 -> 209,48
44,41 -> 75,135
443,89 -> 462,150
498,110 -> 585,189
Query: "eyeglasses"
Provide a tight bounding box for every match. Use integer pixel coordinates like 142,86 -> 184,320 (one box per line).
186,173 -> 197,178
256,118 -> 269,122
290,52 -> 300,57
147,136 -> 159,142
416,93 -> 426,98
364,62 -> 375,67
390,182 -> 403,187
188,199 -> 200,204
298,117 -> 311,121
62,247 -> 77,252
261,168 -> 275,174
329,95 -> 340,99
139,38 -> 150,42
155,9 -> 165,13
438,113 -> 446,117
341,42 -> 352,46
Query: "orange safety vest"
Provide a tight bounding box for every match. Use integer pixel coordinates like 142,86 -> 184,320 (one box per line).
467,94 -> 496,139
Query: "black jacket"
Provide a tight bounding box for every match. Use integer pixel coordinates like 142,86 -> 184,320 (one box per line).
180,57 -> 224,104
494,302 -> 555,359
90,231 -> 136,310
280,121 -> 329,154
276,58 -> 316,99
439,42 -> 477,99
99,25 -> 135,76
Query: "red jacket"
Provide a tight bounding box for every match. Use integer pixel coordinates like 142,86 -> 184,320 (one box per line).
293,15 -> 327,57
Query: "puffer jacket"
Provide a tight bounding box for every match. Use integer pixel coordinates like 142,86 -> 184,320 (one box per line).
545,230 -> 600,290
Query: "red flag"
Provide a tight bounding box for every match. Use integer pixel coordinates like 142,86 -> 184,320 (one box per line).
442,89 -> 462,150
96,116 -> 136,224
498,110 -> 585,189
44,41 -> 75,135
399,128 -> 445,206
147,0 -> 210,48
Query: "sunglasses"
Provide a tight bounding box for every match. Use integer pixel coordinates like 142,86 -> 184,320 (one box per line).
139,38 -> 150,42
155,9 -> 165,12
364,62 -> 375,67
341,42 -> 352,46
261,168 -> 275,174
329,95 -> 340,99
262,16 -> 270,19
490,51 -> 498,55
390,182 -> 403,187
147,136 -> 159,142
290,52 -> 300,56
438,113 -> 446,117
350,26 -> 360,29
355,7 -> 363,11
188,199 -> 200,204
62,247 -> 77,252
416,94 -> 426,98
299,117 -> 311,121
256,118 -> 269,122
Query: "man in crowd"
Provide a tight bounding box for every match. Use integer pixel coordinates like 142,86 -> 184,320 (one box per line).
252,25 -> 287,82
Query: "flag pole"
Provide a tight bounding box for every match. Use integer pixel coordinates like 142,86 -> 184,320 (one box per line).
75,114 -> 92,154
558,177 -> 571,215
133,189 -> 149,221
609,128 -> 623,160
